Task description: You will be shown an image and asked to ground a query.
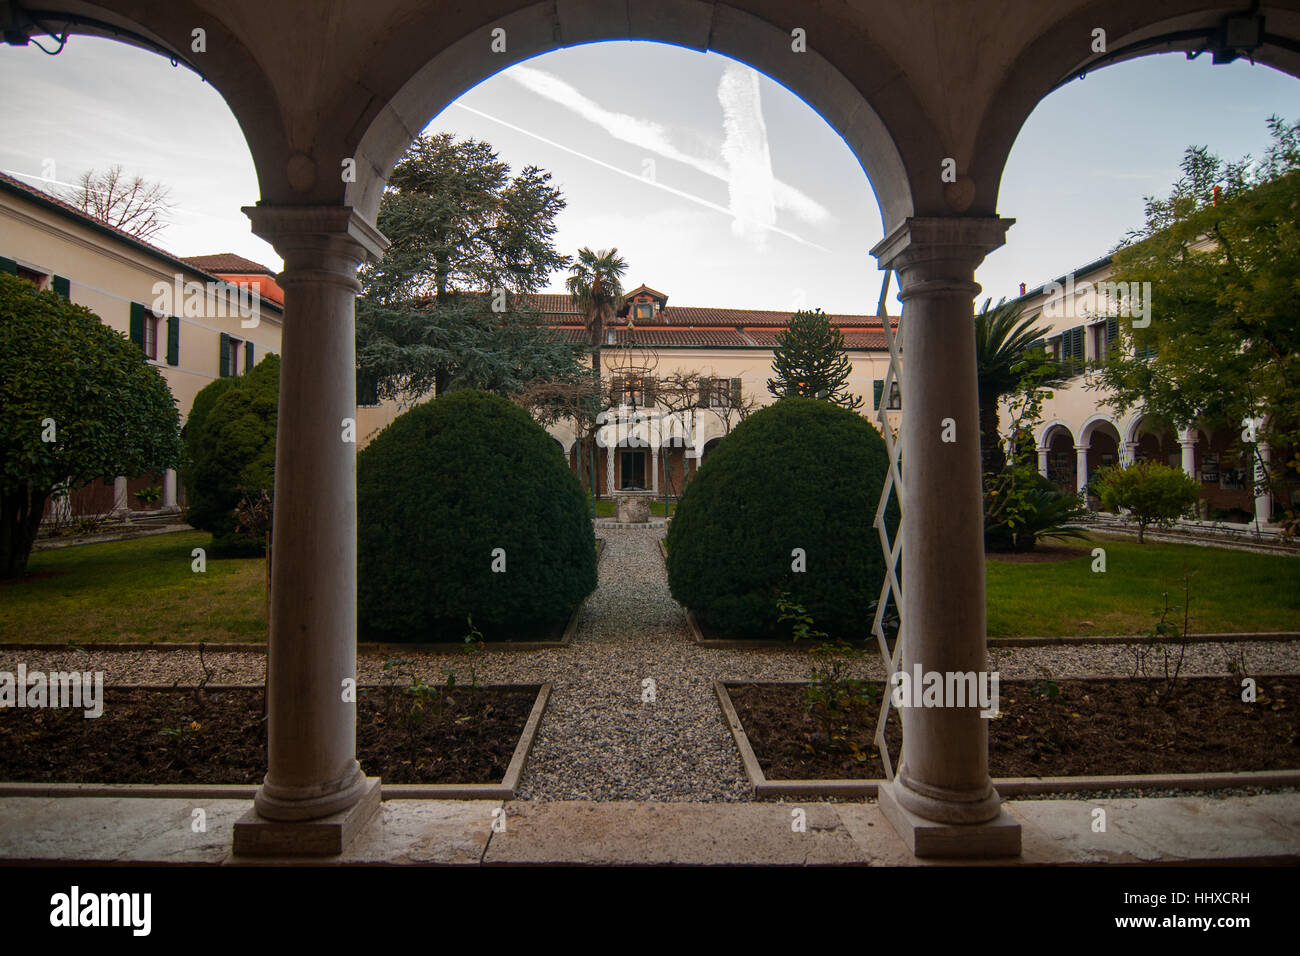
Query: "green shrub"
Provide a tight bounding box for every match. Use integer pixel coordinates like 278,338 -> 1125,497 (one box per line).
180,376 -> 240,504
1094,461 -> 1199,543
984,472 -> 1089,553
186,356 -> 279,555
357,389 -> 596,642
666,397 -> 896,640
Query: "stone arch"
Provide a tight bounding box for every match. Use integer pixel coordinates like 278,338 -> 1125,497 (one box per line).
343,1 -> 925,233
1037,419 -> 1075,449
967,2 -> 1300,217
1079,414 -> 1122,447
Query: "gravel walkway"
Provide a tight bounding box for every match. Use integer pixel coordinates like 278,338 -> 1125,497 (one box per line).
4,526 -> 1300,801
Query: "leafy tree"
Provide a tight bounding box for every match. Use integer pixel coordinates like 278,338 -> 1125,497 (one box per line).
975,297 -> 1066,474
0,272 -> 180,576
356,133 -> 586,401
186,355 -> 279,555
1094,461 -> 1199,544
766,308 -> 863,410
180,376 -> 240,506
1090,115 -> 1300,535
63,165 -> 173,241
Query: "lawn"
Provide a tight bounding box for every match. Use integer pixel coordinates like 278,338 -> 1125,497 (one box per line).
0,531 -> 266,644
590,496 -> 677,517
985,533 -> 1300,637
2,529 -> 1297,644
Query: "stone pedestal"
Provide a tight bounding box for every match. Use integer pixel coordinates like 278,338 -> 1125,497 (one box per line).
614,490 -> 653,523
233,776 -> 381,857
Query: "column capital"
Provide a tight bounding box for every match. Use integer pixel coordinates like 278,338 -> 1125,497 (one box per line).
242,204 -> 389,291
871,216 -> 1015,299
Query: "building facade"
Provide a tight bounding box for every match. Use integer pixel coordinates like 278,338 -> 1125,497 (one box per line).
0,173 -> 284,520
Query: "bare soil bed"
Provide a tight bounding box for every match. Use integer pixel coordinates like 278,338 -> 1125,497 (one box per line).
726,676 -> 1300,780
0,685 -> 537,785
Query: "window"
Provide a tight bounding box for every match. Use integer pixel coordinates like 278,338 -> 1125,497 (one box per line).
142,313 -> 158,359
16,265 -> 49,289
873,380 -> 901,410
220,332 -> 244,377
635,302 -> 653,320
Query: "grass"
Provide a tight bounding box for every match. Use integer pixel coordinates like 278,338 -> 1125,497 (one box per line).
985,533 -> 1300,638
2,529 -> 1296,644
1,531 -> 266,644
590,496 -> 678,518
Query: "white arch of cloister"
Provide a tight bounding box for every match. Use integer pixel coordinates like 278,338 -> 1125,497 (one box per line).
12,0 -> 1300,858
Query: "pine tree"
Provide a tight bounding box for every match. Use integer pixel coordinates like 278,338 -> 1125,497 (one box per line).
766,308 -> 863,410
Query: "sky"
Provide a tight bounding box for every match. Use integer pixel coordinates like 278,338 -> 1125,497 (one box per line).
0,35 -> 1296,314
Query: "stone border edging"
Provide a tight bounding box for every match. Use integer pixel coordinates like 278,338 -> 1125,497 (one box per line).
0,683 -> 551,801
680,607 -> 1299,649
714,680 -> 1300,799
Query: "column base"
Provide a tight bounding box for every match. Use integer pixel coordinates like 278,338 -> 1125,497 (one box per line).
233,776 -> 381,857
878,780 -> 1021,859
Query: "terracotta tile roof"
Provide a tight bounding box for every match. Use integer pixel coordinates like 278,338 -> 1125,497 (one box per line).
744,328 -> 889,350
612,327 -> 751,347
180,253 -> 277,275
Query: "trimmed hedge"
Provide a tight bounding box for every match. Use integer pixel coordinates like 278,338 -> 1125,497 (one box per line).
186,355 -> 279,555
358,389 -> 597,642
666,397 -> 896,640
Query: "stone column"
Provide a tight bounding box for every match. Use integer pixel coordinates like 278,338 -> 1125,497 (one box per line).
1120,441 -> 1138,466
606,444 -> 615,494
242,205 -> 387,825
1036,447 -> 1049,479
162,468 -> 178,511
870,217 -> 1019,856
112,476 -> 129,517
1074,445 -> 1089,495
1255,442 -> 1273,525
1179,429 -> 1198,476
651,444 -> 658,493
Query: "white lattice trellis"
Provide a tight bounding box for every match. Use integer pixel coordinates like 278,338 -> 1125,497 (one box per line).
871,269 -> 904,780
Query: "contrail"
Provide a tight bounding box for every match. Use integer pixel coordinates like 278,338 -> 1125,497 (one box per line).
447,102 -> 831,253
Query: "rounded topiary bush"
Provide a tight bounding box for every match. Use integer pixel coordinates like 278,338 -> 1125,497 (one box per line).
666,397 -> 896,641
358,389 -> 597,642
187,354 -> 279,556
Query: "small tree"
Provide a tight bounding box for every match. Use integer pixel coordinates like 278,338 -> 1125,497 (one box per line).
1094,461 -> 1199,543
0,272 -> 181,576
766,309 -> 863,410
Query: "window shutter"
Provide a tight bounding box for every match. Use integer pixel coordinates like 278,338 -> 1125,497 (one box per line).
1026,338 -> 1044,353
1105,317 -> 1118,353
698,377 -> 711,408
357,370 -> 379,406
52,275 -> 70,298
129,302 -> 145,348
0,257 -> 16,275
245,340 -> 254,372
219,332 -> 231,377
873,379 -> 884,410
730,377 -> 742,405
643,375 -> 656,407
166,315 -> 179,366
608,375 -> 621,405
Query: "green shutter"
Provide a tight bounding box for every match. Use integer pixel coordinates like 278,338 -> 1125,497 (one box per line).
0,257 -> 16,275
698,377 -> 711,408
245,340 -> 254,373
1105,317 -> 1118,354
643,375 -> 656,407
357,370 -> 379,406
129,302 -> 145,348
52,275 -> 70,298
219,333 -> 231,377
166,315 -> 179,366
730,377 -> 742,405
873,380 -> 884,409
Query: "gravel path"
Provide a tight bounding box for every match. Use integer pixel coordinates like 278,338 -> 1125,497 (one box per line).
5,526 -> 1300,801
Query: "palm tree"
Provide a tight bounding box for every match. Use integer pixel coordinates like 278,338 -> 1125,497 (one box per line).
975,297 -> 1066,474
566,248 -> 628,497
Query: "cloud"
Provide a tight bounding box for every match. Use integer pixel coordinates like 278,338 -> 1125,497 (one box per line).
504,64 -> 830,232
